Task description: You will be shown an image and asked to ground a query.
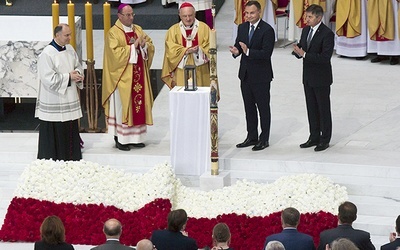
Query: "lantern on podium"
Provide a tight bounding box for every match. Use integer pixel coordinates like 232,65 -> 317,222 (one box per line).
184,65 -> 197,91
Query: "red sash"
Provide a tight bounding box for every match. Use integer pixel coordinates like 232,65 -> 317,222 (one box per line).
125,31 -> 146,125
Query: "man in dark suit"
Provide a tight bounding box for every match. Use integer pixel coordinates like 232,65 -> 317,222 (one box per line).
91,218 -> 133,250
264,207 -> 316,250
229,0 -> 275,151
293,4 -> 334,152
381,215 -> 400,250
151,209 -> 198,250
317,201 -> 375,250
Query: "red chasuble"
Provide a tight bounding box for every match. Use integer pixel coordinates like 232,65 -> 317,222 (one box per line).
125,31 -> 146,125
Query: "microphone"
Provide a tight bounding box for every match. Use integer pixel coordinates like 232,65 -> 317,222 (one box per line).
292,42 -> 303,59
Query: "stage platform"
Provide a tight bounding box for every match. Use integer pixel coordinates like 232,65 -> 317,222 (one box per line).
1,1 -> 400,249
0,0 -> 225,30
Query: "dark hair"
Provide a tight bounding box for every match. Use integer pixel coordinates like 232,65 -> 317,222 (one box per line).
103,220 -> 122,236
40,215 -> 66,245
396,215 -> 400,233
53,24 -> 65,37
282,207 -> 300,227
212,223 -> 231,243
338,201 -> 357,224
245,0 -> 261,11
305,4 -> 324,18
167,209 -> 187,232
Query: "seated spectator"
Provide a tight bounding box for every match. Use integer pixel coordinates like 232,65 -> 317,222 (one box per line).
34,215 -> 74,250
381,215 -> 400,250
211,223 -> 232,250
151,209 -> 198,250
264,207 -> 315,250
317,201 -> 375,250
136,239 -> 155,250
266,241 -> 285,250
91,218 -> 133,250
326,238 -> 359,250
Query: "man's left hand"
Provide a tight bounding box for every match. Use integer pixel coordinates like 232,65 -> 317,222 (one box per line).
239,42 -> 247,54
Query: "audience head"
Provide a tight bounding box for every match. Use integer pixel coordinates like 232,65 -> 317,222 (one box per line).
396,215 -> 400,234
338,201 -> 357,224
53,23 -> 71,46
40,215 -> 66,245
117,4 -> 134,27
327,238 -> 359,250
212,223 -> 231,245
167,209 -> 188,232
265,240 -> 285,250
136,239 -> 155,250
103,218 -> 122,239
281,207 -> 300,228
179,2 -> 196,27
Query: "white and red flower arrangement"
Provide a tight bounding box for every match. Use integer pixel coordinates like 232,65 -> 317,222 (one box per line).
0,159 -> 348,250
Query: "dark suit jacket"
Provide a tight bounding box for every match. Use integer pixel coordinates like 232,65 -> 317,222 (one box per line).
34,240 -> 74,250
90,240 -> 133,250
151,230 -> 198,250
317,224 -> 375,250
381,238 -> 400,250
264,228 -> 316,250
234,19 -> 275,84
299,22 -> 334,87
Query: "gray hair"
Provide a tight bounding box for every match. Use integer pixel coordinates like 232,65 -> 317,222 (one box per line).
330,238 -> 359,250
266,241 -> 285,250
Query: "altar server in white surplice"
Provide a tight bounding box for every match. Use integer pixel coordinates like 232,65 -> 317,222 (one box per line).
35,23 -> 84,161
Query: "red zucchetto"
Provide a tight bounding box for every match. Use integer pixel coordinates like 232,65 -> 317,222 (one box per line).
180,2 -> 194,9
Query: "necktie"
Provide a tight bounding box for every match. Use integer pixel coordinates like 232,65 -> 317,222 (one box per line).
249,24 -> 255,42
307,28 -> 313,48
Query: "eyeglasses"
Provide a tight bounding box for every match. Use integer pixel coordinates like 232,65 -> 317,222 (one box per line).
119,13 -> 135,17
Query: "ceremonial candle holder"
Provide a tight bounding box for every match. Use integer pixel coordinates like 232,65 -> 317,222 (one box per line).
184,65 -> 197,91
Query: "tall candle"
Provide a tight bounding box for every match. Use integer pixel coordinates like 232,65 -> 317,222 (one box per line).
85,1 -> 94,61
52,0 -> 59,33
103,1 -> 111,39
209,29 -> 216,49
68,0 -> 76,49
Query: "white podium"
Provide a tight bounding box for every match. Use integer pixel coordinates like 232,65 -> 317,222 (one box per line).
169,86 -> 211,175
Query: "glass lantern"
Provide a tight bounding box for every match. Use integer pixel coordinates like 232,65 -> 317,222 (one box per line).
184,65 -> 197,91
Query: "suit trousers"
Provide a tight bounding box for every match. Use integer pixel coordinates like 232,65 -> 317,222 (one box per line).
240,80 -> 271,142
303,84 -> 332,144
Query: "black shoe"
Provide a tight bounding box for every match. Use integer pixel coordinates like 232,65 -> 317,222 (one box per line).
129,143 -> 145,148
371,56 -> 388,63
390,57 -> 399,65
356,56 -> 366,60
252,141 -> 269,151
300,139 -> 319,148
314,143 -> 329,151
236,138 -> 258,148
116,141 -> 130,151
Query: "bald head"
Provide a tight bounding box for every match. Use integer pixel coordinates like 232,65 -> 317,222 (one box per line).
136,239 -> 154,250
103,218 -> 122,239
